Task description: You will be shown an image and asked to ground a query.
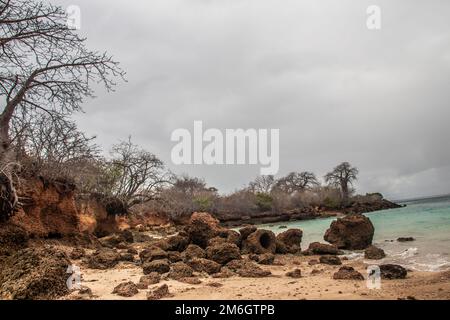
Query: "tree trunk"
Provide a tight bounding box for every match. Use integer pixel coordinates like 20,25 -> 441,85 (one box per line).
0,119 -> 18,222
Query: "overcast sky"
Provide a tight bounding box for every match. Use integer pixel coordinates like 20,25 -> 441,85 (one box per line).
55,0 -> 450,199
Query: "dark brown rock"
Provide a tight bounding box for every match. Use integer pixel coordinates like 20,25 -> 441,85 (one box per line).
187,258 -> 222,274
84,248 -> 121,269
142,259 -> 170,274
181,244 -> 206,261
305,242 -> 341,255
0,246 -> 70,300
185,212 -> 222,248
286,268 -> 302,278
364,245 -> 386,260
319,255 -> 342,265
397,237 -> 415,242
168,262 -> 194,280
167,251 -> 182,263
112,281 -> 139,297
380,264 -> 407,279
276,229 -> 303,254
238,226 -> 257,241
206,243 -> 241,265
178,277 -> 202,285
225,259 -> 271,278
333,266 -> 364,280
139,246 -> 168,263
147,284 -> 170,300
324,214 -> 374,250
242,229 -> 276,254
166,234 -> 189,252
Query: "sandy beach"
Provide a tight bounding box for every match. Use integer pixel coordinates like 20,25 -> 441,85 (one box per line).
66,251 -> 450,300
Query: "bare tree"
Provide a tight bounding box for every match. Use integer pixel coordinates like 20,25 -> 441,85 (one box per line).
107,138 -> 171,209
248,175 -> 276,194
0,0 -> 124,219
275,171 -> 319,194
324,162 -> 358,203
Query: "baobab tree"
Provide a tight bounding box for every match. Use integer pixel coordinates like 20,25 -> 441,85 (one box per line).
324,162 -> 359,203
275,171 -> 319,194
248,175 -> 276,194
0,0 -> 125,220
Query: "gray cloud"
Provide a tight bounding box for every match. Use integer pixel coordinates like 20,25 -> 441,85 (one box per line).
60,0 -> 450,199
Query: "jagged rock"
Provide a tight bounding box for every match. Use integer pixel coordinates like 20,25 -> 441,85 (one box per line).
286,269 -> 302,278
166,234 -> 189,252
397,237 -> 415,242
112,281 -> 139,297
319,255 -> 342,265
142,259 -> 170,274
276,229 -> 303,254
139,246 -> 168,263
84,248 -> 121,269
364,245 -> 386,260
248,253 -> 275,265
305,242 -> 341,255
99,234 -> 124,248
242,229 -> 276,254
275,239 -> 289,254
211,267 -> 235,278
168,262 -> 194,280
69,247 -> 85,260
324,214 -> 374,250
187,258 -> 222,274
380,264 -> 407,279
181,244 -> 206,261
217,229 -> 242,247
185,212 -> 222,248
167,251 -> 182,263
238,226 -> 257,241
206,243 -> 241,265
225,259 -> 271,278
0,246 -> 70,299
333,266 -> 364,280
207,237 -> 229,247
147,284 -> 170,300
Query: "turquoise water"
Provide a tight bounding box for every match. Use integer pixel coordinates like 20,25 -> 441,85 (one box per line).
259,196 -> 450,271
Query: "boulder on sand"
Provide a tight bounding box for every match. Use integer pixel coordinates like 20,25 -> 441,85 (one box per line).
276,229 -> 303,254
139,246 -> 168,263
206,242 -> 241,265
84,248 -> 122,269
0,246 -> 70,300
185,212 -> 222,248
181,244 -> 206,261
380,264 -> 407,279
112,281 -> 139,297
225,259 -> 271,278
147,284 -> 171,300
304,242 -> 341,255
333,266 -> 364,280
364,245 -> 386,260
324,214 -> 374,250
165,234 -> 189,252
168,262 -> 194,280
286,268 -> 302,278
319,255 -> 342,265
239,226 -> 257,241
242,229 -> 276,254
187,258 -> 222,275
142,259 -> 170,274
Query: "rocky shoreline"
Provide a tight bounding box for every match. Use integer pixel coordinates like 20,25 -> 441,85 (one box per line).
2,211 -> 448,300
217,198 -> 403,227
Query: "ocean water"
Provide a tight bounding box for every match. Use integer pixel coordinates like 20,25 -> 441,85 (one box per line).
259,196 -> 450,272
